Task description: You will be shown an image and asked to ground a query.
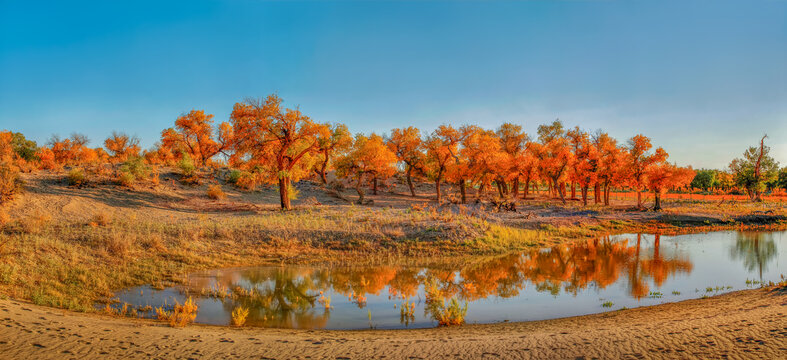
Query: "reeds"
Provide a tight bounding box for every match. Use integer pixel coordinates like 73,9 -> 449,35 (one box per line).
230,305 -> 249,327
155,296 -> 198,327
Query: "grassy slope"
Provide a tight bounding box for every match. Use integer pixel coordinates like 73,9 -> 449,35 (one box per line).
0,170 -> 784,311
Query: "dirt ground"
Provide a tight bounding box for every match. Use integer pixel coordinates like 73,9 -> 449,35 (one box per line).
8,170 -> 785,230
1,288 -> 784,359
2,170 -> 786,359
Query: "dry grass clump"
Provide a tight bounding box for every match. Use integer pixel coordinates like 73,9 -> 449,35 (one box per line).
67,168 -> 87,187
140,233 -> 167,252
102,302 -> 139,318
0,208 -> 9,228
230,305 -> 249,327
0,162 -> 21,204
155,297 -> 198,327
207,184 -> 226,200
20,212 -> 52,234
89,211 -> 112,227
97,232 -> 132,258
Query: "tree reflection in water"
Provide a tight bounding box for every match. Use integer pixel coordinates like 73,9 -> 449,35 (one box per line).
194,234 -> 698,328
730,231 -> 777,281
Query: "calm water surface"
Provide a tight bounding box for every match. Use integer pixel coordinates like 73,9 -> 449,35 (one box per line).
113,230 -> 786,329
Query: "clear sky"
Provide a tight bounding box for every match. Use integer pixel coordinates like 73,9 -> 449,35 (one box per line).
1,0 -> 785,169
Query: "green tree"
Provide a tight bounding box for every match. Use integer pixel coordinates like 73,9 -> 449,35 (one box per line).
777,167 -> 787,191
9,132 -> 39,161
690,169 -> 716,191
728,135 -> 780,201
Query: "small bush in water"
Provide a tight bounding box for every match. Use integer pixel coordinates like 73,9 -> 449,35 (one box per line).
155,296 -> 198,327
231,305 -> 249,327
427,297 -> 467,326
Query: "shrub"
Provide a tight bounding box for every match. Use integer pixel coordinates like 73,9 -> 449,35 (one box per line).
427,298 -> 467,326
233,171 -> 257,191
227,169 -> 242,184
118,172 -> 135,187
287,185 -> 299,200
117,156 -> 152,187
207,184 -> 226,200
155,297 -> 199,327
0,162 -> 21,204
424,279 -> 467,326
180,174 -> 201,186
231,305 -> 249,327
67,168 -> 87,187
178,153 -> 196,177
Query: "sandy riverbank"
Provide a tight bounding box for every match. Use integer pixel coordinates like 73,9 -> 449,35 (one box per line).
1,287 -> 784,359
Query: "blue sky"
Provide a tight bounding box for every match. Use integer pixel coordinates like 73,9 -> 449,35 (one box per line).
1,0 -> 785,168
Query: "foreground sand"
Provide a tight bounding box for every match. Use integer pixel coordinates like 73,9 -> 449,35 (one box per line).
1,288 -> 784,359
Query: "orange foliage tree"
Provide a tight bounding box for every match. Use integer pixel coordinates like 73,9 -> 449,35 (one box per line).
314,123 -> 352,185
566,127 -> 599,206
161,110 -> 233,166
532,120 -> 572,204
46,133 -> 99,168
461,127 -> 506,199
335,133 -> 397,204
386,127 -> 425,197
424,125 -> 461,204
593,132 -> 624,206
230,95 -> 329,210
625,134 -> 668,209
495,123 -> 529,199
104,131 -> 141,163
646,163 -> 695,210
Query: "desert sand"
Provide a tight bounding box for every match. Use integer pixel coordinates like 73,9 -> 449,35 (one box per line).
1,287 -> 784,359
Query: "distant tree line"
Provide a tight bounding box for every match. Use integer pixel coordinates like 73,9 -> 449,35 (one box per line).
1,94 -> 784,208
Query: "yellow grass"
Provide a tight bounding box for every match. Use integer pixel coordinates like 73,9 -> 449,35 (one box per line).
230,305 -> 249,327
155,296 -> 198,327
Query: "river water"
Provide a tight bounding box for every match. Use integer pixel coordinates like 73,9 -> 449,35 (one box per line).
111,230 -> 785,329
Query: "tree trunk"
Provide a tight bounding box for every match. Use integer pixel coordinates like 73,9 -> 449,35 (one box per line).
604,184 -> 610,206
373,176 -> 378,195
496,181 -> 505,198
356,173 -> 365,204
582,185 -> 588,206
653,190 -> 662,211
406,166 -> 416,197
570,182 -> 576,199
555,179 -> 566,204
459,179 -> 466,204
318,159 -> 328,185
594,184 -> 601,204
512,178 -> 519,199
523,177 -> 530,199
637,189 -> 643,209
435,179 -> 441,204
279,177 -> 291,210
